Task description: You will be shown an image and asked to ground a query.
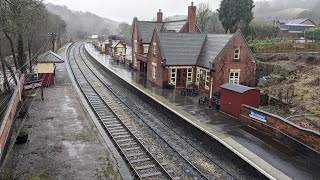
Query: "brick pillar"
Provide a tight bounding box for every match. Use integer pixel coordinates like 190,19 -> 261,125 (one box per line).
188,2 -> 196,32
157,9 -> 163,23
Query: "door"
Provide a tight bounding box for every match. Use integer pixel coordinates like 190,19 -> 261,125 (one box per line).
176,68 -> 187,88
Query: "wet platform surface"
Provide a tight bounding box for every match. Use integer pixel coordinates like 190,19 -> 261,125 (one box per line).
0,45 -> 121,179
86,43 -> 320,180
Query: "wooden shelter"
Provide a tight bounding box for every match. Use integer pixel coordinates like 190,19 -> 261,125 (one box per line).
37,51 -> 64,86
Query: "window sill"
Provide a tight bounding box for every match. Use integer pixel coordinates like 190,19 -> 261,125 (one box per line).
233,59 -> 241,62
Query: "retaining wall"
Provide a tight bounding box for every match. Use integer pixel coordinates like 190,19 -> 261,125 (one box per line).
240,105 -> 320,163
0,75 -> 24,167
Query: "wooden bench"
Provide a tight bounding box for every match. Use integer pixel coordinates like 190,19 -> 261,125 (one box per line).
181,88 -> 199,96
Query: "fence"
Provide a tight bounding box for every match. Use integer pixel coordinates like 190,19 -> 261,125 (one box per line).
253,42 -> 320,54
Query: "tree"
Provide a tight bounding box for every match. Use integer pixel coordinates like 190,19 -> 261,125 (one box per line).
248,23 -> 280,39
218,0 -> 255,34
196,2 -> 213,33
17,34 -> 27,74
117,23 -> 131,43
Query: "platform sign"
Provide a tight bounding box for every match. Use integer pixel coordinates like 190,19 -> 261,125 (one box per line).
249,112 -> 267,123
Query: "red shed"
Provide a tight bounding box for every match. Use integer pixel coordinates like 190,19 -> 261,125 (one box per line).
220,83 -> 260,118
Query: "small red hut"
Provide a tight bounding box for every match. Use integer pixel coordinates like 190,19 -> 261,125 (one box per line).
220,83 -> 260,118
37,51 -> 64,86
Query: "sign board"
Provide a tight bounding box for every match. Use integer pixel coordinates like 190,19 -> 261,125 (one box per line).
249,111 -> 267,123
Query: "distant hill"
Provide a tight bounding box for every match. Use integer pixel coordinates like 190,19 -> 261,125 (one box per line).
254,0 -> 320,24
46,3 -> 120,39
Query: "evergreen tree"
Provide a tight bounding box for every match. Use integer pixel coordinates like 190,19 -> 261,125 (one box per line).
17,34 -> 27,74
218,0 -> 255,34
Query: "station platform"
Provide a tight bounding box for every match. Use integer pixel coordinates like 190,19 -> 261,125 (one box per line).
0,45 -> 126,179
85,43 -> 320,180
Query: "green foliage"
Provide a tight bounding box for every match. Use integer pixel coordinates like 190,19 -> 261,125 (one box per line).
305,28 -> 320,40
218,0 -> 255,33
247,24 -> 280,40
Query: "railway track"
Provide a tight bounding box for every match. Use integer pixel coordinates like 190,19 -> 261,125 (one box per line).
67,43 -> 175,179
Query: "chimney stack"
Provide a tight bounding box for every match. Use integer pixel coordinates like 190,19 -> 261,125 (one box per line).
157,9 -> 163,23
188,2 -> 196,32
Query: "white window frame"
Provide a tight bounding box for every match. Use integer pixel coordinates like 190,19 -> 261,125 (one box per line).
229,69 -> 240,84
205,71 -> 210,90
187,68 -> 193,83
143,44 -> 150,54
170,68 -> 176,86
196,68 -> 200,85
234,46 -> 240,59
152,62 -> 157,80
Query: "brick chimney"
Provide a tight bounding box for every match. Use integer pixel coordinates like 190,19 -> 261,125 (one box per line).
188,2 -> 196,32
157,9 -> 163,23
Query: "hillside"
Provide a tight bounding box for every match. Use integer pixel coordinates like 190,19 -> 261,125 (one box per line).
46,3 -> 120,39
254,0 -> 320,23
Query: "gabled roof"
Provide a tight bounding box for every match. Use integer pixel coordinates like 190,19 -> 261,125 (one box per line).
157,32 -> 206,66
111,40 -> 120,48
162,20 -> 187,32
220,83 -> 257,94
138,21 -> 163,43
37,51 -> 64,63
137,20 -> 188,44
286,18 -> 315,25
197,34 -> 234,68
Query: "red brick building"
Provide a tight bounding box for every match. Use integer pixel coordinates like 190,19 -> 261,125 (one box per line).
147,29 -> 256,93
132,2 -> 201,72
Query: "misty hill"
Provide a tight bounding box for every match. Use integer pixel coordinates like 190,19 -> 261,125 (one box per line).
254,0 -> 320,24
46,3 -> 120,39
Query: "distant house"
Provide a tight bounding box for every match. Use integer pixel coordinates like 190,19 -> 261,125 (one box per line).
111,40 -> 126,62
132,2 -> 201,72
146,29 -> 256,93
277,18 -> 316,39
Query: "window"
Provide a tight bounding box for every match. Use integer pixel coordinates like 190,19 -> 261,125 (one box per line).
187,68 -> 193,83
143,44 -> 150,54
205,71 -> 210,90
153,42 -> 157,56
229,69 -> 240,84
196,68 -> 200,85
234,46 -> 240,60
152,63 -> 157,80
170,68 -> 176,85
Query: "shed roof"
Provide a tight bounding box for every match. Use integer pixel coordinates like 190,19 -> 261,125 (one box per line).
197,34 -> 234,68
158,32 -> 206,65
220,83 -> 257,94
37,51 -> 64,63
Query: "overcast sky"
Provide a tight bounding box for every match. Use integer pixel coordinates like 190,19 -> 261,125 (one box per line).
45,0 -> 265,23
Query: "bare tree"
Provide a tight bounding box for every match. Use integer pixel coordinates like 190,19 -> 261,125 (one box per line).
196,2 -> 213,33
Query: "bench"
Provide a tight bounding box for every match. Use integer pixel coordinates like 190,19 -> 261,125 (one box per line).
181,88 -> 199,96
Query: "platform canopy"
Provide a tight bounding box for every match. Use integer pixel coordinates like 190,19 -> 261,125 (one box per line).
37,51 -> 64,63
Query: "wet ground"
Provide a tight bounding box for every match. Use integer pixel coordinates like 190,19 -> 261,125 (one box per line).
0,46 -> 121,179
86,43 -> 320,180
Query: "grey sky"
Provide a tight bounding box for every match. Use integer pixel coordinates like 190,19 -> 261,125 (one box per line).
45,0 -> 265,23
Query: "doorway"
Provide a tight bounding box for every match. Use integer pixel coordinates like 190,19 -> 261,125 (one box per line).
176,68 -> 187,88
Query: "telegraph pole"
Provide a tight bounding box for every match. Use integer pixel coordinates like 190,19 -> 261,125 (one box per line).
48,33 -> 56,52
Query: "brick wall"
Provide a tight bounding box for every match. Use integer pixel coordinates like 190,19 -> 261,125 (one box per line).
240,105 -> 320,155
0,75 -> 24,166
212,33 -> 256,93
132,21 -> 140,71
147,33 -> 165,87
